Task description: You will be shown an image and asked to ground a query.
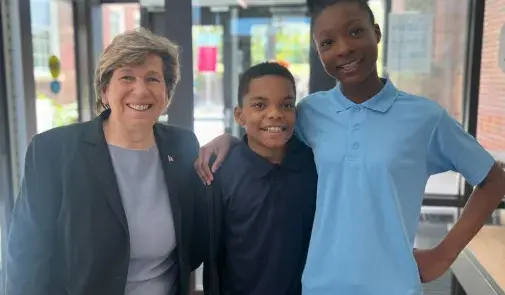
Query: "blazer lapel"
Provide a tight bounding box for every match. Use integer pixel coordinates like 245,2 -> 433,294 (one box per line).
82,110 -> 128,232
154,125 -> 183,248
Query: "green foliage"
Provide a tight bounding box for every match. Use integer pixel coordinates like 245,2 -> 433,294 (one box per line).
250,22 -> 310,65
53,101 -> 78,126
404,0 -> 435,12
36,94 -> 78,128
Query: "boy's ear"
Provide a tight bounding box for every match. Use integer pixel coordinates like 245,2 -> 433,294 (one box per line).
234,106 -> 246,126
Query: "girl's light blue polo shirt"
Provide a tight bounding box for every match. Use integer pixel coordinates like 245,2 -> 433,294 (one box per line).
295,79 -> 495,295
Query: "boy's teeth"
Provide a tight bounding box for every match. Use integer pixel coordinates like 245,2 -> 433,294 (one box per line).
265,127 -> 283,133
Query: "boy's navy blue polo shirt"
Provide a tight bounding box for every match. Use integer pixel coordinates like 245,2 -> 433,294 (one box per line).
212,135 -> 317,295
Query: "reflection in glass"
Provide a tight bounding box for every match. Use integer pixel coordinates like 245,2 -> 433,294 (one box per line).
32,0 -> 78,133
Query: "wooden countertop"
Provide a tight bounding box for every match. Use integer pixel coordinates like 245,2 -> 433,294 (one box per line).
466,225 -> 505,292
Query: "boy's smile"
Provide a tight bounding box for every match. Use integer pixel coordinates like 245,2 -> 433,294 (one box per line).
260,125 -> 288,133
259,123 -> 290,147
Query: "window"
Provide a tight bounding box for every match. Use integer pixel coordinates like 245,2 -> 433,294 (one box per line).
385,0 -> 469,196
192,24 -> 225,145
33,0 -> 78,133
109,9 -> 126,41
477,0 -> 505,165
32,29 -> 52,72
191,3 -> 311,145
134,10 -> 141,28
31,0 -> 54,75
249,18 -> 311,101
102,4 -> 139,46
387,0 -> 467,122
30,0 -> 51,27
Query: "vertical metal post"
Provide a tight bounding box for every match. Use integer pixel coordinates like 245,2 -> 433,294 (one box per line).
73,0 -> 103,122
1,0 -> 37,284
237,32 -> 252,138
266,16 -> 276,60
381,0 -> 392,77
221,10 -> 234,135
139,3 -> 195,130
0,0 -> 14,207
230,7 -> 241,137
0,1 -> 15,287
461,0 -> 486,203
161,0 -> 194,130
1,0 -> 37,194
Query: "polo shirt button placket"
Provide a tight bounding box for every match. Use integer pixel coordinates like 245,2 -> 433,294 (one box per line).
349,106 -> 364,160
272,167 -> 279,185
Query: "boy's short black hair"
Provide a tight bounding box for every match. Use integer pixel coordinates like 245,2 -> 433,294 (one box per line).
237,62 -> 296,107
307,0 -> 375,24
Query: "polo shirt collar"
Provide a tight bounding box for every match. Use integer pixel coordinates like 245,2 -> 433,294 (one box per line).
239,135 -> 305,178
333,78 -> 399,113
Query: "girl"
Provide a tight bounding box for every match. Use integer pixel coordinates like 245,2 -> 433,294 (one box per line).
194,1 -> 505,294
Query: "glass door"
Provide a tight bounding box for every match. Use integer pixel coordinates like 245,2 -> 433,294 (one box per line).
192,2 -> 310,145
191,2 -> 310,292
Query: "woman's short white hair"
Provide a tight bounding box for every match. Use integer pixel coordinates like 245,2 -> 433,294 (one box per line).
94,27 -> 180,114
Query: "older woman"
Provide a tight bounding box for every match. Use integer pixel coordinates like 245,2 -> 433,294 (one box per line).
6,28 -> 205,295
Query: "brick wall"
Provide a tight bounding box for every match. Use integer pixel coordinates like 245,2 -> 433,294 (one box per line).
477,0 -> 505,160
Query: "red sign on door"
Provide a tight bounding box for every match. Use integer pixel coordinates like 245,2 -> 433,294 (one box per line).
198,46 -> 218,72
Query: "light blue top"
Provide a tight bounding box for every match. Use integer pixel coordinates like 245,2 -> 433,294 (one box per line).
295,79 -> 495,295
108,144 -> 178,295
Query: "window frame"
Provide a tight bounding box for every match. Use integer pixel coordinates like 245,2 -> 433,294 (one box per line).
0,2 -> 15,286
420,0 -> 503,209
32,27 -> 52,75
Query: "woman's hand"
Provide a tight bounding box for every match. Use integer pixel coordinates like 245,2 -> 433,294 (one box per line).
194,134 -> 236,184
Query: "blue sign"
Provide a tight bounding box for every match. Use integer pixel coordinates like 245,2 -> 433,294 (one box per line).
231,17 -> 310,36
197,31 -> 220,47
50,80 -> 61,94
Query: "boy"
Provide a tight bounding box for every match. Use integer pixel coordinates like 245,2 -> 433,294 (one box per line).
203,62 -> 318,295
196,1 -> 505,295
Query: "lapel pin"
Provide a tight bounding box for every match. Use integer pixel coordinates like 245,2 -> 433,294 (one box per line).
168,155 -> 174,162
